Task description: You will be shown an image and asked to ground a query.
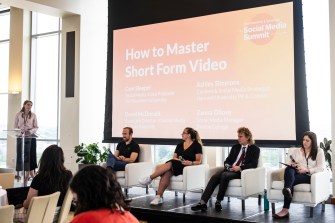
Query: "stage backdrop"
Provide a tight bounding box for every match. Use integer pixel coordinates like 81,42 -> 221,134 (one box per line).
104,0 -> 309,147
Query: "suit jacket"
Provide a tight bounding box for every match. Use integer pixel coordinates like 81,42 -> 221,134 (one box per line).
224,144 -> 260,171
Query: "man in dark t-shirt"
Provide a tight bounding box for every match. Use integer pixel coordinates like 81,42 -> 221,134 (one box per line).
106,127 -> 140,171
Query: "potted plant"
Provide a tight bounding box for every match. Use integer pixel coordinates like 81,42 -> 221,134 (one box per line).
74,142 -> 109,169
320,137 -> 332,171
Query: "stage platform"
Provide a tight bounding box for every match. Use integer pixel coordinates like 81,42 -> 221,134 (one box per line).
127,187 -> 335,223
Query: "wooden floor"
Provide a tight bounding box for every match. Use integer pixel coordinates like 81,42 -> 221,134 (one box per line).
125,187 -> 335,223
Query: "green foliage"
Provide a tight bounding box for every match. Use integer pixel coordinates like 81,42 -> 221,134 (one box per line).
74,142 -> 109,164
320,137 -> 332,171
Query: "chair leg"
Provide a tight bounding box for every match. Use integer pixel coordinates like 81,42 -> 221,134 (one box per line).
322,201 -> 325,212
146,186 -> 149,194
183,193 -> 186,203
125,188 -> 128,197
241,200 -> 245,210
227,197 -> 230,202
175,191 -> 178,197
309,207 -> 314,218
258,194 -> 261,206
271,203 -> 276,215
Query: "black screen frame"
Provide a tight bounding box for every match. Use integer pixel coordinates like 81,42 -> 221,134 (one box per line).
103,0 -> 309,147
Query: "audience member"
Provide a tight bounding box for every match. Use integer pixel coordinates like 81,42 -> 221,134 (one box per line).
139,127 -> 203,205
106,127 -> 140,171
273,131 -> 325,219
191,127 -> 260,212
14,144 -> 73,223
69,165 -> 139,223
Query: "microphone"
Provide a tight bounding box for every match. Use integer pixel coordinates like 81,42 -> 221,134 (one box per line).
289,155 -> 298,170
224,163 -> 231,171
289,155 -> 296,163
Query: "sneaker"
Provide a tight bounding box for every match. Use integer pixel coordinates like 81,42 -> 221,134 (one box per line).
215,201 -> 222,211
191,202 -> 207,212
139,176 -> 152,185
150,195 -> 163,205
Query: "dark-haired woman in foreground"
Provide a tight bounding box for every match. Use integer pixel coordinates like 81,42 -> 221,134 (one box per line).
14,144 -> 72,222
70,165 -> 139,223
273,131 -> 325,219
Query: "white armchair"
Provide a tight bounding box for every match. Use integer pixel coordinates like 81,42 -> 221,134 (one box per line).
152,163 -> 209,202
207,153 -> 265,210
267,167 -> 330,217
102,146 -> 154,196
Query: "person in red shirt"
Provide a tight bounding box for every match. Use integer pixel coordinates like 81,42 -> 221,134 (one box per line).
70,165 -> 139,223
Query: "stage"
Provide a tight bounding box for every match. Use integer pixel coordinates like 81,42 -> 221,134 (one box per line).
127,187 -> 335,223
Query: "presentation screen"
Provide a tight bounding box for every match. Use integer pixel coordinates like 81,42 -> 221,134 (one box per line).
105,0 -> 309,146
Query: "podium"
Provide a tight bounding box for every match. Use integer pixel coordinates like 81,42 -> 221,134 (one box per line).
5,129 -> 38,186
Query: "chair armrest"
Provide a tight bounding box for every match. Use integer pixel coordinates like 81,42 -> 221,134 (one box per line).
183,164 -> 208,191
267,168 -> 284,192
311,171 -> 330,203
241,167 -> 266,196
125,162 -> 154,186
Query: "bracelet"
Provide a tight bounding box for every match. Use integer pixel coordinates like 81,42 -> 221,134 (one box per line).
192,161 -> 194,165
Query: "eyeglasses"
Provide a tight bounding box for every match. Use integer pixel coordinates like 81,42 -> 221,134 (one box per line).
181,132 -> 189,135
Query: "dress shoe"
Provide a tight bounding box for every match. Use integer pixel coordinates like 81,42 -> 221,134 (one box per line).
282,188 -> 292,200
215,201 -> 222,211
191,202 -> 207,212
124,198 -> 132,203
273,212 -> 289,219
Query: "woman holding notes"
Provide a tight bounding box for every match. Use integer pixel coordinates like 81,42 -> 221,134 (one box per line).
273,131 -> 325,219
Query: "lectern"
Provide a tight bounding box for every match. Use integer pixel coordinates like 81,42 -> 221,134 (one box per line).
5,129 -> 38,186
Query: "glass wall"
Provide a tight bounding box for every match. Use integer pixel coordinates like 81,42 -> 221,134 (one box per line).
303,0 -> 331,139
0,9 -> 10,167
30,12 -> 61,161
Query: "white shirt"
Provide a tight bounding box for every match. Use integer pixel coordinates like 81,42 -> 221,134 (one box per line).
289,148 -> 325,174
14,112 -> 39,136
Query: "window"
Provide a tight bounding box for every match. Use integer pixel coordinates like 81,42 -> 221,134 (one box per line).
303,0 -> 331,139
30,12 -> 61,161
0,9 -> 10,166
153,145 -> 175,164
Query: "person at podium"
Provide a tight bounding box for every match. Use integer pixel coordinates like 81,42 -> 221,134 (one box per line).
191,127 -> 260,212
14,100 -> 39,184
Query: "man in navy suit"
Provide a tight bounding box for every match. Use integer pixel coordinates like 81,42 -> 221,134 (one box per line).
191,127 -> 260,212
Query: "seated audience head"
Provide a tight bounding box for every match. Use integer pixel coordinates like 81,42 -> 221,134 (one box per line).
184,127 -> 202,145
38,144 -> 69,188
70,165 -> 129,215
237,127 -> 254,145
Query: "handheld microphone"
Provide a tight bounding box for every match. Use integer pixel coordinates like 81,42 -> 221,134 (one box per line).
224,163 -> 231,171
289,155 -> 296,163
289,155 -> 299,170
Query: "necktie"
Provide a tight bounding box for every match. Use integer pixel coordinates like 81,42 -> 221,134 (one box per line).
236,147 -> 246,166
